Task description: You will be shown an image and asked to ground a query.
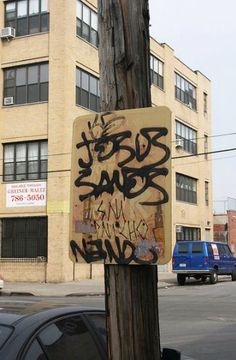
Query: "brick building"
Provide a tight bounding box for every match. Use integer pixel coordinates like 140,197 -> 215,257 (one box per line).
214,210 -> 236,255
0,0 -> 212,282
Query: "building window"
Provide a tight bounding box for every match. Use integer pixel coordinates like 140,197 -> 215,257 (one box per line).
204,135 -> 208,159
203,92 -> 207,114
1,217 -> 47,258
175,120 -> 197,154
76,0 -> 98,47
205,181 -> 209,206
150,54 -> 164,89
3,140 -> 48,182
76,67 -> 100,111
176,226 -> 201,241
5,0 -> 49,36
175,73 -> 196,110
176,173 -> 197,204
3,63 -> 48,105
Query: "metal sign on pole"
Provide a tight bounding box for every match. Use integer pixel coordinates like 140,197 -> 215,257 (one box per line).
70,107 -> 171,266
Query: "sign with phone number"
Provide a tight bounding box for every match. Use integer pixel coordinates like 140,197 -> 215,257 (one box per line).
6,182 -> 46,207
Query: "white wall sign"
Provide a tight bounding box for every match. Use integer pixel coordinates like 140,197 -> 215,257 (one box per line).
6,182 -> 47,207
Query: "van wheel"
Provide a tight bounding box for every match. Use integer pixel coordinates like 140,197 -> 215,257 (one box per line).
231,269 -> 236,281
210,270 -> 218,284
177,274 -> 186,286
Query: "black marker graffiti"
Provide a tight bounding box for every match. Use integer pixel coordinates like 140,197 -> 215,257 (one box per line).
75,113 -> 170,206
70,237 -> 158,265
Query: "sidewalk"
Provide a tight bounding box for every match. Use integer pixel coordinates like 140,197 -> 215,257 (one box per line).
1,272 -> 177,297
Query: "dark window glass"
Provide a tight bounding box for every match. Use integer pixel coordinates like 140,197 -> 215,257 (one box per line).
217,244 -> 226,256
175,73 -> 197,110
76,0 -> 98,47
3,63 -> 48,105
38,316 -> 102,360
29,15 -> 40,33
150,54 -> 164,89
192,243 -> 202,253
76,67 -> 100,112
224,245 -> 231,256
24,340 -> 47,360
204,135 -> 208,159
176,173 -> 197,204
4,0 -> 49,36
1,217 -> 47,259
87,314 -> 106,345
204,92 -> 207,114
3,140 -> 48,181
175,120 -> 197,155
0,326 -> 13,348
16,17 -> 28,36
205,181 -> 209,206
178,243 -> 188,254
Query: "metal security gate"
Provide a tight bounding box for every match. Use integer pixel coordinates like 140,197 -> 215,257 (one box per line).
1,217 -> 47,258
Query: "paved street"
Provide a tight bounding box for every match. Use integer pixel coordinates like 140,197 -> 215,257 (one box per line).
0,276 -> 236,359
159,277 -> 236,360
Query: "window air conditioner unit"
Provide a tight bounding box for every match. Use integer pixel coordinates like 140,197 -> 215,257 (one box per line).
175,138 -> 184,149
4,97 -> 14,106
0,27 -> 15,39
176,225 -> 183,233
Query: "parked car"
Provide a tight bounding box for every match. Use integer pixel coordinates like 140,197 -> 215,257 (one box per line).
0,275 -> 4,290
0,306 -> 107,360
172,240 -> 236,285
0,303 -> 182,360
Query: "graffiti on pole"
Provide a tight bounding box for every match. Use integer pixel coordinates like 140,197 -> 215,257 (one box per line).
70,107 -> 172,265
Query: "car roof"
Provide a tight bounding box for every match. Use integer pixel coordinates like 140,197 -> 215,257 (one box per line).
0,304 -> 105,326
176,240 -> 228,244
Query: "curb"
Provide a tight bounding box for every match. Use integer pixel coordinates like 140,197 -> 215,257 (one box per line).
0,291 -> 34,297
0,281 -> 176,297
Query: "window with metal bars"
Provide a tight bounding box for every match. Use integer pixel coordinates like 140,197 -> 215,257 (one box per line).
1,217 -> 47,259
176,226 -> 201,241
176,173 -> 197,204
150,54 -> 164,89
5,0 -> 49,36
76,67 -> 100,111
3,140 -> 48,182
205,181 -> 209,206
3,63 -> 48,105
175,120 -> 197,154
76,0 -> 98,47
175,73 -> 196,110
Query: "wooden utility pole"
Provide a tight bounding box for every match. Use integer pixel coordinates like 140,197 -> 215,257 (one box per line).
98,1 -> 161,359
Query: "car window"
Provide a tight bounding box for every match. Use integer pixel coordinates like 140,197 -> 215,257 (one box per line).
24,339 -> 47,360
0,325 -> 13,349
178,243 -> 188,254
86,314 -> 106,344
191,243 -> 202,253
223,245 -> 232,256
207,244 -> 213,255
38,315 -> 102,360
217,244 -> 226,256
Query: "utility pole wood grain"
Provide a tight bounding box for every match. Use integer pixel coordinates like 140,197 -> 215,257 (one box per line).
98,1 -> 161,359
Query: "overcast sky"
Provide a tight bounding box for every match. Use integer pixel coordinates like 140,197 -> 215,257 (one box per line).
149,0 -> 236,211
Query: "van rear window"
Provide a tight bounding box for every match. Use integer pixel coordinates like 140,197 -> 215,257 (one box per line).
192,243 -> 202,253
178,243 -> 188,253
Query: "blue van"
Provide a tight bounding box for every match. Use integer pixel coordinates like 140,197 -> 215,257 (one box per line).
172,241 -> 236,285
